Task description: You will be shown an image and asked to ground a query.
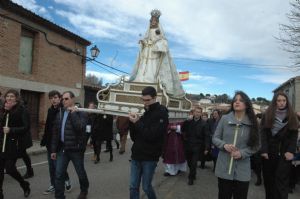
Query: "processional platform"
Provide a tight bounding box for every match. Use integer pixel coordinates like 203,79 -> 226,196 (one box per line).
79,78 -> 192,122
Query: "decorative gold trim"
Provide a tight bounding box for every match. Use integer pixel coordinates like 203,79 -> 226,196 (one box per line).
169,100 -> 179,108
116,95 -> 143,104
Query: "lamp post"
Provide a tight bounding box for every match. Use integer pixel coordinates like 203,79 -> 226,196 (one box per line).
90,45 -> 100,59
82,45 -> 100,63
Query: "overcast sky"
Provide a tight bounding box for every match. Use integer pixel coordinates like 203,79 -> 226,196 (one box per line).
12,0 -> 300,99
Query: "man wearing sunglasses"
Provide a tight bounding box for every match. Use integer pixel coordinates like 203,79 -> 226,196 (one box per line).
128,86 -> 169,199
51,91 -> 89,199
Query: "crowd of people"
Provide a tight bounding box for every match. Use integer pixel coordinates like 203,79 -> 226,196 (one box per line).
0,87 -> 300,199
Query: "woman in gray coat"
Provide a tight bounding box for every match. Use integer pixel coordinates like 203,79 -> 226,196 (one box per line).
213,91 -> 259,199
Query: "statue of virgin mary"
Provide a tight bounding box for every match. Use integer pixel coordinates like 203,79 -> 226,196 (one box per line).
129,10 -> 185,98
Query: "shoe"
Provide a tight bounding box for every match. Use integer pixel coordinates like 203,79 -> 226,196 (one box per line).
164,172 -> 171,177
43,185 -> 55,195
119,150 -> 125,154
94,156 -> 100,164
21,181 -> 30,198
23,168 -> 34,179
77,191 -> 88,199
188,179 -> 194,185
65,180 -> 72,192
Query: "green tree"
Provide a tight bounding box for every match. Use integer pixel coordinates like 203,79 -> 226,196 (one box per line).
199,93 -> 205,99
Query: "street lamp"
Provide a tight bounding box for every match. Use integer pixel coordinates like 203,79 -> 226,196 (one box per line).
82,45 -> 100,64
90,45 -> 100,59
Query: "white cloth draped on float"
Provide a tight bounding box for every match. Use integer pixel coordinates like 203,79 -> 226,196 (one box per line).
129,23 -> 185,98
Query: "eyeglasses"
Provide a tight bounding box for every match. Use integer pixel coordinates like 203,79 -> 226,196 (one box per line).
63,98 -> 70,101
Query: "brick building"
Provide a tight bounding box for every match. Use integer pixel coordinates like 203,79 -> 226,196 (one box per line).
0,0 -> 91,139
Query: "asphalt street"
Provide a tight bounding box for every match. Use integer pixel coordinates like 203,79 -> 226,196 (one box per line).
2,142 -> 300,199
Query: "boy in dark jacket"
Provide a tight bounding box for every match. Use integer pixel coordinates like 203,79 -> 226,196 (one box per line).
129,86 -> 169,199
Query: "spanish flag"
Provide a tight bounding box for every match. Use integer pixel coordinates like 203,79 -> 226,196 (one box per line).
179,71 -> 189,81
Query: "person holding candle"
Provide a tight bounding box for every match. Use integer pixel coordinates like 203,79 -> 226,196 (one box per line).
213,91 -> 259,199
0,89 -> 31,198
260,92 -> 298,199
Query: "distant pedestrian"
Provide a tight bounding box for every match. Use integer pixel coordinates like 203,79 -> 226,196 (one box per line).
116,116 -> 129,154
0,89 -> 31,198
182,106 -> 210,185
261,91 -> 298,199
208,110 -> 222,171
163,123 -> 186,176
93,114 -> 114,162
129,86 -> 169,199
51,91 -> 88,199
40,90 -> 72,195
213,91 -> 259,199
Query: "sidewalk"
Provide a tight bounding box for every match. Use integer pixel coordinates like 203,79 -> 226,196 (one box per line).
27,141 -> 47,155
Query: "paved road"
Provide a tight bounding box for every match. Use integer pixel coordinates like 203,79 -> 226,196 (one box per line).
2,142 -> 300,199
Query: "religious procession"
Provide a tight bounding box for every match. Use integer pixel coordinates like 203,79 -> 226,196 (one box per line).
1,0 -> 300,199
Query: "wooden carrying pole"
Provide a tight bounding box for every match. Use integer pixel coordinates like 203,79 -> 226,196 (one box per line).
2,114 -> 9,153
228,124 -> 239,175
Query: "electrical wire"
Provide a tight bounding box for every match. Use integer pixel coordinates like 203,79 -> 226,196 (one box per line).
89,60 -> 121,76
174,57 -> 300,71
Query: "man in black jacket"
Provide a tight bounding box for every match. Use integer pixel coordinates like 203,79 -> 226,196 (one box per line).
182,106 -> 210,185
51,91 -> 88,199
40,90 -> 72,194
129,86 -> 169,199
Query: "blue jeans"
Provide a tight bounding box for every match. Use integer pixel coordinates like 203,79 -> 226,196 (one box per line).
55,150 -> 89,199
130,160 -> 157,199
47,150 -> 69,187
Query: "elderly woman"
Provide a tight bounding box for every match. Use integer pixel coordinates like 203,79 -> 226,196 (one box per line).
213,91 -> 259,199
0,89 -> 30,198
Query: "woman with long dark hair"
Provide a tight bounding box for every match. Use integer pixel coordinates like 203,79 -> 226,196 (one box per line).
260,92 -> 298,199
213,91 -> 259,199
0,89 -> 30,198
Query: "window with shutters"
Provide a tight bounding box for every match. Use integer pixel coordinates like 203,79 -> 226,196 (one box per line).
18,28 -> 35,74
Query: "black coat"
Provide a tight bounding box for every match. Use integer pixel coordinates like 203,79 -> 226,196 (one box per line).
130,102 -> 169,161
0,104 -> 30,158
51,109 -> 87,153
182,118 -> 210,151
260,116 -> 298,157
41,104 -> 63,148
93,114 -> 113,141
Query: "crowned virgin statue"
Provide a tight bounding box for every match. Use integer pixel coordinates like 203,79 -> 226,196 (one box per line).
129,10 -> 185,98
